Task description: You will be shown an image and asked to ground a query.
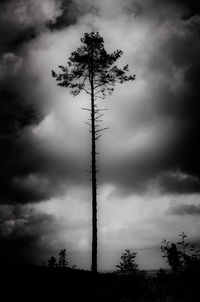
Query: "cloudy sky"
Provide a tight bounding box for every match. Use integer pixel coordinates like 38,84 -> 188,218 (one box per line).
0,0 -> 200,271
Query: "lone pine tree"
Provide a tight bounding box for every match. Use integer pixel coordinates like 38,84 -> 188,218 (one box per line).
52,32 -> 135,273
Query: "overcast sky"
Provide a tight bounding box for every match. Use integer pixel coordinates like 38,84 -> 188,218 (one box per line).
0,0 -> 200,271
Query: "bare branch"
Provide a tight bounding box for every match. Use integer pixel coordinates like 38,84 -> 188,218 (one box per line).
95,134 -> 102,140
95,127 -> 110,133
95,113 -> 104,120
84,121 -> 91,126
95,109 -> 108,111
82,107 -> 91,111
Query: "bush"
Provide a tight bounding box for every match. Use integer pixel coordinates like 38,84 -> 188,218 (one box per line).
116,249 -> 139,275
161,232 -> 200,273
47,249 -> 69,268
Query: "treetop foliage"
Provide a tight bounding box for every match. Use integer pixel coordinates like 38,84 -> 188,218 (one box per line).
52,32 -> 135,97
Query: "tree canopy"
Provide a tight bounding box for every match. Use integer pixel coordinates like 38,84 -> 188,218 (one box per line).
52,32 -> 135,97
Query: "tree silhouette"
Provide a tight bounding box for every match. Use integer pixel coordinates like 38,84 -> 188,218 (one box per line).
116,249 -> 139,275
58,249 -> 68,268
52,32 -> 135,273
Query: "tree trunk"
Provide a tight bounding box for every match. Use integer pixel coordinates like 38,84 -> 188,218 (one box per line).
91,73 -> 97,273
90,42 -> 97,273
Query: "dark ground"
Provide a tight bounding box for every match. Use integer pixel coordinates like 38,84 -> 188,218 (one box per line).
1,265 -> 199,302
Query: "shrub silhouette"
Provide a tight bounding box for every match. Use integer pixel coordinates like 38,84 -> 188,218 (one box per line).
161,240 -> 182,273
116,249 -> 139,275
161,232 -> 200,273
48,256 -> 57,268
47,249 -> 69,269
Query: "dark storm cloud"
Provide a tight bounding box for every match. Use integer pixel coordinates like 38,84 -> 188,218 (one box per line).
0,90 -> 39,139
169,204 -> 200,216
0,66 -> 43,204
103,3 -> 200,195
0,0 -> 65,204
167,0 -> 200,18
153,25 -> 200,180
0,2 -> 36,54
138,0 -> 200,19
46,0 -> 97,30
0,128 -> 87,204
0,32 -> 87,203
103,150 -> 171,196
0,202 -> 90,266
0,81 -> 87,203
0,0 -> 92,205
47,0 -> 76,30
157,172 -> 200,194
166,53 -> 200,181
0,0 -> 61,54
0,204 -> 55,265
